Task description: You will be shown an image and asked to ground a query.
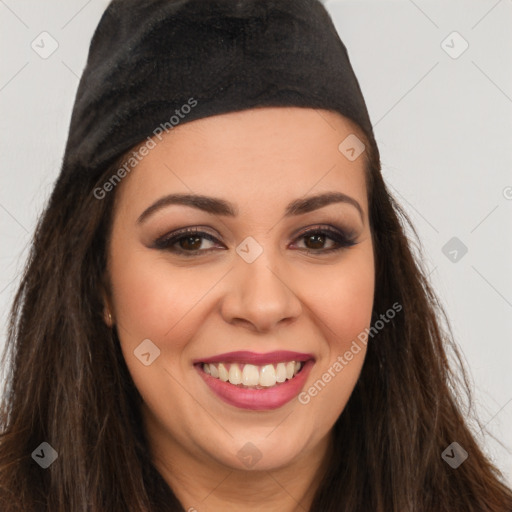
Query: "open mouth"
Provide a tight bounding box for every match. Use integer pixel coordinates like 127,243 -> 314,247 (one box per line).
199,360 -> 305,389
193,352 -> 315,410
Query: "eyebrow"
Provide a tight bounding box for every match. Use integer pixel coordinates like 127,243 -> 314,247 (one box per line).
137,191 -> 364,224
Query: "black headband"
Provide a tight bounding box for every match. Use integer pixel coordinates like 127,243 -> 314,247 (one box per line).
59,0 -> 375,190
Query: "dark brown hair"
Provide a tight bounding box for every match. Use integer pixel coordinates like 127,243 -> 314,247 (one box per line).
1,124 -> 511,512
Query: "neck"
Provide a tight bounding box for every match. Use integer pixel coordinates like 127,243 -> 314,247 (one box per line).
146,419 -> 332,512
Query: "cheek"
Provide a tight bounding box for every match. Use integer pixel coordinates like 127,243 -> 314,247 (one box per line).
296,247 -> 374,425
306,246 -> 375,349
108,247 -> 208,344
107,247 -> 205,416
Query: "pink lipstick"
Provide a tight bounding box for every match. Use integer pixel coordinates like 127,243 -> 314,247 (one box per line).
194,351 -> 315,410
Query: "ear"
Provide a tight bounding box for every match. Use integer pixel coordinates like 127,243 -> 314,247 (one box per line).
100,275 -> 114,327
103,304 -> 113,328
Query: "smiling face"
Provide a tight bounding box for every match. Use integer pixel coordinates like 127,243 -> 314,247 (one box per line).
105,107 -> 375,476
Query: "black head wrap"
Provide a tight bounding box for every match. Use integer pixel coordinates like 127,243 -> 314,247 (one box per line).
58,0 -> 376,191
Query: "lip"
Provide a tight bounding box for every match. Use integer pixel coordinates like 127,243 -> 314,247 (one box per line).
194,350 -> 315,366
195,358 -> 315,411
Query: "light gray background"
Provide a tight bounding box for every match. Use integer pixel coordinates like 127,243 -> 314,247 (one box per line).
1,0 -> 511,484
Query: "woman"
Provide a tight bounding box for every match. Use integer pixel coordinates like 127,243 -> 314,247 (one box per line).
1,0 -> 511,511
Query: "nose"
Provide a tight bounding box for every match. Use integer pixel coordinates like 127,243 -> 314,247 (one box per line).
220,250 -> 303,333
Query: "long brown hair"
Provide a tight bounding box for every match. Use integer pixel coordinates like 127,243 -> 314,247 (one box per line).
1,124 -> 511,511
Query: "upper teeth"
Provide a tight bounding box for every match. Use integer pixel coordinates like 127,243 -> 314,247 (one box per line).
202,361 -> 302,388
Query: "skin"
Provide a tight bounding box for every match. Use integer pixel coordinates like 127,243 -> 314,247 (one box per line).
104,107 -> 375,511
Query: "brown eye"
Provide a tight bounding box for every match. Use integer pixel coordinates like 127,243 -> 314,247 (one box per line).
153,228 -> 221,255
153,225 -> 358,257
178,236 -> 204,251
303,233 -> 328,250
292,227 -> 358,254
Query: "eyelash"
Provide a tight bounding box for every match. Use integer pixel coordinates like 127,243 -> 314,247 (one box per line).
153,225 -> 358,257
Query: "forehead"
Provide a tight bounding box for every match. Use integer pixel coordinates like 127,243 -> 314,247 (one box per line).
114,107 -> 369,216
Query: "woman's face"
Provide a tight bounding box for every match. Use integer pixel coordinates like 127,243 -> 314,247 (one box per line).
106,107 -> 375,473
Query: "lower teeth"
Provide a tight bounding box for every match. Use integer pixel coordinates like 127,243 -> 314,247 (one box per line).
234,380 -> 289,389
